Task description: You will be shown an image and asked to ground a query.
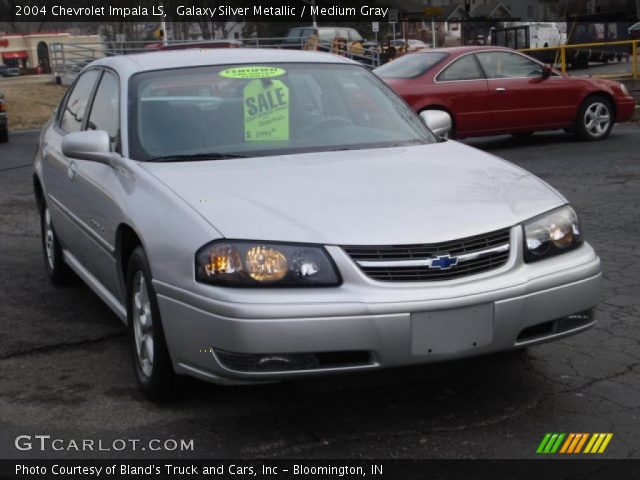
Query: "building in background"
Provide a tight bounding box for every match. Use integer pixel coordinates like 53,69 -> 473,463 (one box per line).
0,32 -> 101,74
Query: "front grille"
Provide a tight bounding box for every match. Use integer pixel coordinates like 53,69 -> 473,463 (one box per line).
343,227 -> 511,282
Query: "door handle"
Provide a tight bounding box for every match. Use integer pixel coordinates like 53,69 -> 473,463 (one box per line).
496,87 -> 507,93
67,160 -> 77,181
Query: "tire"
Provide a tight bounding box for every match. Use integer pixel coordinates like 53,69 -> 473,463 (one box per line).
574,96 -> 614,141
126,246 -> 175,400
0,127 -> 8,143
40,203 -> 73,285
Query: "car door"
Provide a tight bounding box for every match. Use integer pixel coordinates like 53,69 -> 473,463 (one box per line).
63,69 -> 125,297
433,53 -> 493,136
475,50 -> 579,132
42,69 -> 101,253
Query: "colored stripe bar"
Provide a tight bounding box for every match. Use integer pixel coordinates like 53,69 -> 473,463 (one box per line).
584,433 -> 598,453
550,433 -> 566,453
537,433 -> 552,454
598,433 -> 613,453
574,433 -> 589,453
567,433 -> 583,453
544,433 -> 560,453
560,433 -> 575,454
590,433 -> 606,453
538,432 -> 613,454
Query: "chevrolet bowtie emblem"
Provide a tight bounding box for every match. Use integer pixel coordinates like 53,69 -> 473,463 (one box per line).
429,255 -> 459,270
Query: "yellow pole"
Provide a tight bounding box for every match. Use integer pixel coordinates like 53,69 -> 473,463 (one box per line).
633,41 -> 638,81
561,46 -> 567,74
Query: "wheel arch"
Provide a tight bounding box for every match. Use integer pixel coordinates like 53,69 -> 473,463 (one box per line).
579,91 -> 617,121
33,174 -> 45,214
115,223 -> 145,303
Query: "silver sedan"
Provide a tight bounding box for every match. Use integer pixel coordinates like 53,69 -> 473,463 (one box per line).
34,49 -> 601,399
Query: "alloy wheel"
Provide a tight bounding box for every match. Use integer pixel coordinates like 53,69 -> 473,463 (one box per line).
584,102 -> 611,138
132,271 -> 154,377
44,208 -> 55,270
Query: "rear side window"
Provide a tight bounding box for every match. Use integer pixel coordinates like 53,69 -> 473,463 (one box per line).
86,71 -> 120,152
59,70 -> 100,133
374,52 -> 449,78
437,55 -> 483,81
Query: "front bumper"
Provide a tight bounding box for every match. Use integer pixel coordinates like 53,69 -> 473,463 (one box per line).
154,228 -> 602,384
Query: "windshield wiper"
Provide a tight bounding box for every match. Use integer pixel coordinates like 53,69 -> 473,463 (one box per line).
146,153 -> 247,162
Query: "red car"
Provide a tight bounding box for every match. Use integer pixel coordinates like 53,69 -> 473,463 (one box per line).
375,46 -> 636,140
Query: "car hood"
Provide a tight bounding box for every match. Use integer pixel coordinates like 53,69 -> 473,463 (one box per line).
141,141 -> 566,245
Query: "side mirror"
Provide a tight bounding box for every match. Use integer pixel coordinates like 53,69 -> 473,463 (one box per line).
420,110 -> 452,139
542,64 -> 554,77
62,130 -> 114,165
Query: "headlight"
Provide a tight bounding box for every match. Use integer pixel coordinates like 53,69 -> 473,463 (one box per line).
522,205 -> 583,262
195,240 -> 341,287
619,82 -> 630,96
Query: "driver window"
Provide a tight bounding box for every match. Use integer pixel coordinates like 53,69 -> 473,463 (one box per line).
476,51 -> 543,78
437,55 -> 483,81
86,71 -> 120,152
59,70 -> 100,133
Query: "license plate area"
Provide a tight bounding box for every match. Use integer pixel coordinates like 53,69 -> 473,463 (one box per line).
411,304 -> 494,356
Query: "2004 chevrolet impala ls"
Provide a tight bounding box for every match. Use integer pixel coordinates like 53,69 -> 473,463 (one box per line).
34,49 -> 601,399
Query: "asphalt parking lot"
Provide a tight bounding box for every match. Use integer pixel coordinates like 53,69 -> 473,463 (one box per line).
0,125 -> 639,459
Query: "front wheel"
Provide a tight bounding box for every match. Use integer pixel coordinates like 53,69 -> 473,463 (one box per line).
127,246 -> 175,400
574,96 -> 614,141
40,204 -> 73,284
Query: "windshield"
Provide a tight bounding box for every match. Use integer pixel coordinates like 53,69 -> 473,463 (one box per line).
129,63 -> 435,161
374,52 -> 448,78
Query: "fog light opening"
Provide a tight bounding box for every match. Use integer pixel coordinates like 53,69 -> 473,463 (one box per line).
213,349 -> 373,373
517,309 -> 595,343
255,354 -> 319,372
